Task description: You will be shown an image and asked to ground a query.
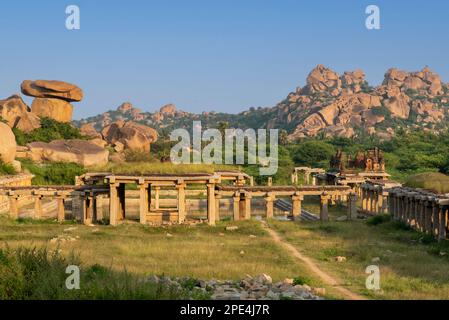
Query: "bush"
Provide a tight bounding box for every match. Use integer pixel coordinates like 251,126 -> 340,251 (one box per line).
0,161 -> 16,175
405,172 -> 449,194
13,118 -> 87,145
366,214 -> 391,226
0,247 -> 208,300
19,159 -> 86,185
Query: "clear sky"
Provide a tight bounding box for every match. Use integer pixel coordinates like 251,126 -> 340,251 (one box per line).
1,0 -> 448,119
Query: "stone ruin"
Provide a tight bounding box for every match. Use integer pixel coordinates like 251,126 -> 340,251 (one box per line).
330,147 -> 386,173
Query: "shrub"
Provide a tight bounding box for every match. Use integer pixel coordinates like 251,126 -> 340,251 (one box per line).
0,161 -> 16,175
0,247 -> 208,300
366,214 -> 391,226
13,118 -> 87,145
19,159 -> 86,185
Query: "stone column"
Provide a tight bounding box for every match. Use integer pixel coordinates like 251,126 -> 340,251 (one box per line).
84,195 -> 93,225
420,200 -> 426,232
215,194 -> 221,222
207,183 -> 216,226
249,177 -> 254,187
425,201 -> 433,235
320,194 -> 330,222
432,202 -> 439,237
109,183 -> 119,226
139,183 -> 149,224
118,183 -> 126,220
57,197 -> 65,222
243,193 -> 252,220
233,193 -> 240,221
305,172 -> 310,185
377,191 -> 383,214
438,205 -> 447,242
154,186 -> 160,210
9,196 -> 19,219
291,194 -> 303,221
96,195 -> 104,221
361,188 -> 367,212
347,193 -> 358,220
267,177 -> 273,187
34,195 -> 43,219
265,193 -> 274,219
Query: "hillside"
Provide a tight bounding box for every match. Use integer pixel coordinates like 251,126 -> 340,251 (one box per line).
75,65 -> 449,140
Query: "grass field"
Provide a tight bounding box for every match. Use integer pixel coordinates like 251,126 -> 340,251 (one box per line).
1,201 -> 449,300
269,202 -> 449,299
0,216 -> 325,290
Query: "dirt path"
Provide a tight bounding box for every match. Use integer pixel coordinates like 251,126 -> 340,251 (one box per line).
261,221 -> 366,300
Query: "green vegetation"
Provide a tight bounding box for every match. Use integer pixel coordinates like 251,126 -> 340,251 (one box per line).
405,172 -> 449,194
0,218 -> 322,293
0,246 -> 207,300
18,159 -> 86,185
0,161 -> 16,176
13,118 -> 87,146
91,162 -> 240,175
269,205 -> 449,299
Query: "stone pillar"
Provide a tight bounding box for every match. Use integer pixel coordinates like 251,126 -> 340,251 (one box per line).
361,188 -> 367,212
207,183 -> 216,226
118,183 -> 126,220
291,194 -> 303,221
265,193 -> 274,219
34,195 -> 43,219
9,196 -> 19,219
305,172 -> 310,185
377,191 -> 383,214
425,201 -> 433,235
215,194 -> 221,222
109,183 -> 119,226
438,205 -> 447,242
233,193 -> 240,221
249,177 -> 254,187
320,194 -> 330,222
420,200 -> 426,232
347,193 -> 358,220
267,177 -> 273,187
96,195 -> 104,221
57,197 -> 65,222
154,186 -> 160,210
243,193 -> 252,220
84,195 -> 93,225
432,202 -> 439,237
139,183 -> 149,224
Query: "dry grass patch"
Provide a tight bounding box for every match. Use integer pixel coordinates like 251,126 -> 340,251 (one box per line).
269,210 -> 449,299
0,216 -> 321,286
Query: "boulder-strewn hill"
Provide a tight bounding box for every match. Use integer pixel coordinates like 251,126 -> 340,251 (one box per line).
76,65 -> 449,140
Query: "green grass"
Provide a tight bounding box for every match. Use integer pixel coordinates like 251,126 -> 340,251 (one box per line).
0,217 -> 323,293
18,159 -> 86,185
13,118 -> 87,146
90,162 -> 241,175
269,207 -> 449,300
0,246 -> 207,300
0,161 -> 16,176
404,172 -> 449,194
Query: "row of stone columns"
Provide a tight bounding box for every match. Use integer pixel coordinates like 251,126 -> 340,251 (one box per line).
361,185 -> 388,215
389,190 -> 448,241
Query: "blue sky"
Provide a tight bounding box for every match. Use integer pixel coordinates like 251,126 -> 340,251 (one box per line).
1,0 -> 448,119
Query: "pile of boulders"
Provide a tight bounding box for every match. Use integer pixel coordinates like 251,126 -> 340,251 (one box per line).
21,80 -> 83,123
147,274 -> 324,300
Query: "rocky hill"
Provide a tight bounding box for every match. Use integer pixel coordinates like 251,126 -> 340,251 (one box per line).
76,65 -> 449,140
